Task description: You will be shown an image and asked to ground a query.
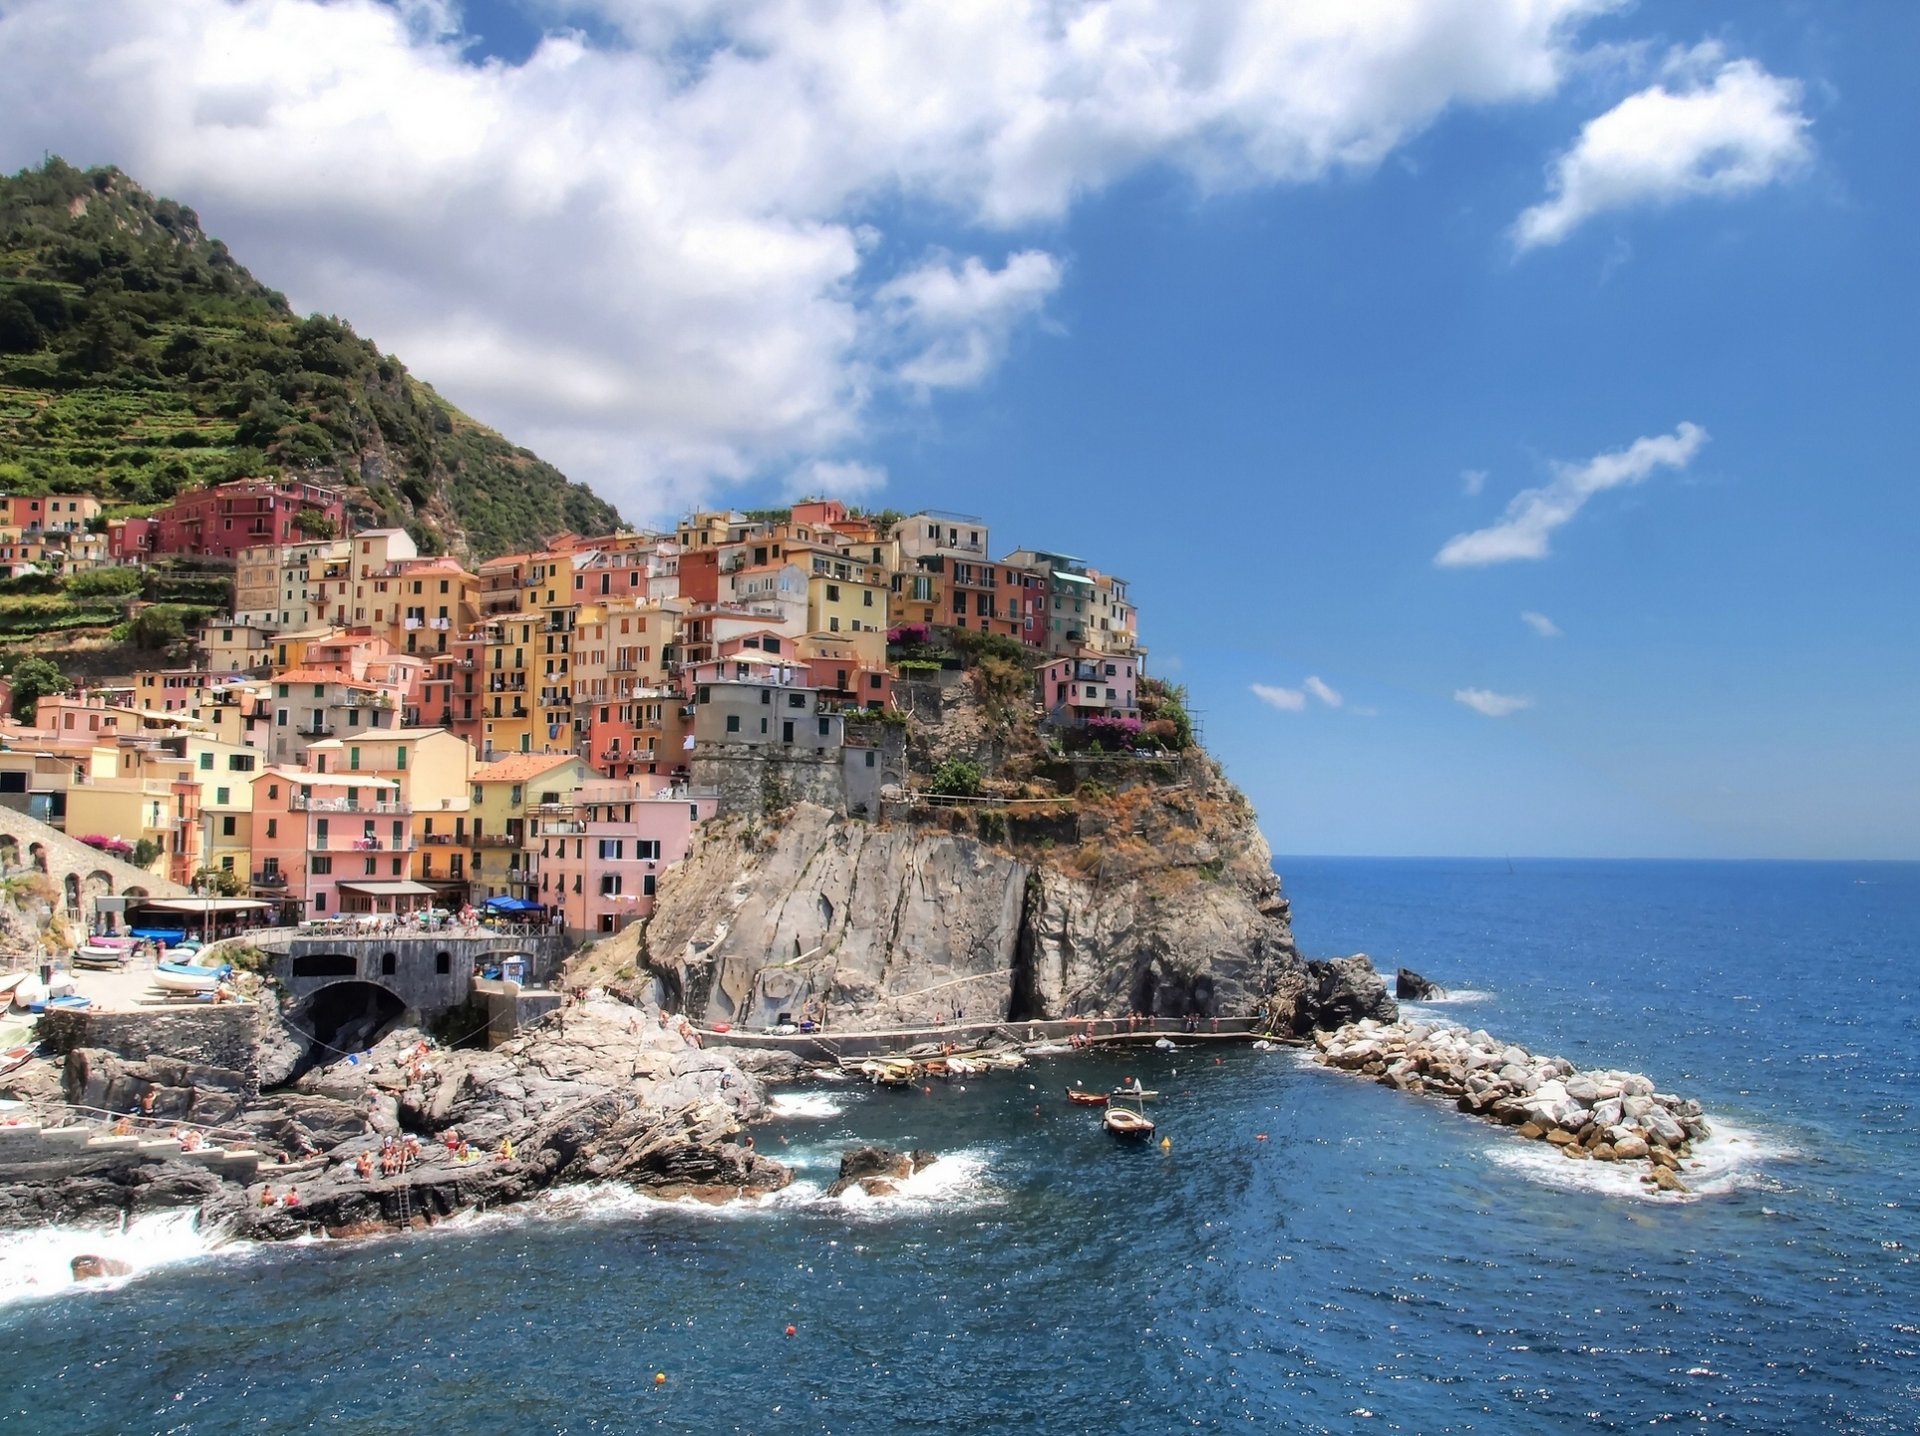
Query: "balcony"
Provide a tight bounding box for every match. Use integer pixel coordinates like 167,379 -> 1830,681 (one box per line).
351,838 -> 385,851
506,869 -> 537,885
344,691 -> 395,710
251,870 -> 287,888
421,833 -> 458,845
293,796 -> 411,814
487,676 -> 527,693
477,834 -> 522,848
298,720 -> 334,738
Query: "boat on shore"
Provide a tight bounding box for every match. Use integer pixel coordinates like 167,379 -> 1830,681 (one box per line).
73,945 -> 128,970
154,962 -> 226,994
1065,1087 -> 1109,1107
1103,1094 -> 1157,1139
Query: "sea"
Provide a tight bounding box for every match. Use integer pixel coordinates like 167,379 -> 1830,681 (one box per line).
1,858 -> 1915,1434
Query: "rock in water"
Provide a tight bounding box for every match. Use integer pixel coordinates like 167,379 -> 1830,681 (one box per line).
1395,967 -> 1445,1001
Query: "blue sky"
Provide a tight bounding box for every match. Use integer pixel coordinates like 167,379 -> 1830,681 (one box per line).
2,1 -> 1914,858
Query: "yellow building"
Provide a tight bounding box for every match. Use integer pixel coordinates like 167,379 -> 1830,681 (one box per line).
181,733 -> 263,885
469,752 -> 595,905
797,544 -> 890,638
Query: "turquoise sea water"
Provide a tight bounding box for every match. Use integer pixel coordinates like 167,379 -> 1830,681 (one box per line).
1,858 -> 1915,1433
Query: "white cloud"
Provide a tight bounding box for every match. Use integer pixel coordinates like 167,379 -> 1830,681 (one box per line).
1304,675 -> 1343,708
875,251 -> 1063,392
1252,683 -> 1307,713
1462,468 -> 1489,497
0,0 -> 1651,518
1435,421 -> 1706,567
1520,610 -> 1563,637
1455,688 -> 1534,717
1514,47 -> 1812,251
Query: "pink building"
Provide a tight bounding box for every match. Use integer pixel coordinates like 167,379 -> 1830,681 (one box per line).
151,480 -> 347,561
532,778 -> 716,937
108,516 -> 155,561
249,766 -> 420,919
1035,651 -> 1140,728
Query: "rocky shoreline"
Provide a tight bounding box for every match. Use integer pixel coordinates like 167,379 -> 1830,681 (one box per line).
1310,1018 -> 1713,1194
0,997 -> 796,1240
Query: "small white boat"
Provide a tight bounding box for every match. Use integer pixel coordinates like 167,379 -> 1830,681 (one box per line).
1026,1042 -> 1073,1056
1103,1094 -> 1157,1139
1153,1037 -> 1176,1051
73,945 -> 128,970
1111,1080 -> 1159,1102
154,962 -> 225,994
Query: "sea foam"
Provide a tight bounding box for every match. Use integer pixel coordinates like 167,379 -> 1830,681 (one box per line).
0,1209 -> 230,1307
768,1092 -> 847,1120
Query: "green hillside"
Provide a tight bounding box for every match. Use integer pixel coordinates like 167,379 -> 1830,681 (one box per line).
0,158 -> 620,558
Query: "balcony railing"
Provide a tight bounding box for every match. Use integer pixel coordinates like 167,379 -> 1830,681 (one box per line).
477,834 -> 522,847
421,833 -> 459,845
294,797 -> 410,814
298,720 -> 333,737
251,870 -> 286,888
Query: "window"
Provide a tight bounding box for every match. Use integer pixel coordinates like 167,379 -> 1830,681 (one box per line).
395,746 -> 407,770
787,692 -> 806,709
221,815 -> 236,837
316,819 -> 329,842
198,752 -> 214,771
314,892 -> 327,911
643,874 -> 657,897
864,589 -> 874,607
818,716 -> 830,737
215,786 -> 230,805
365,857 -> 377,876
865,750 -> 876,768
228,753 -> 255,771
725,714 -> 741,734
349,747 -> 360,771
265,818 -> 277,839
826,584 -> 840,601
600,874 -> 622,896
599,839 -> 623,860
381,952 -> 396,976
637,839 -> 661,860
312,855 -> 331,875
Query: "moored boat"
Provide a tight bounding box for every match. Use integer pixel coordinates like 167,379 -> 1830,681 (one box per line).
1112,1079 -> 1159,1102
1065,1087 -> 1109,1106
1103,1094 -> 1156,1139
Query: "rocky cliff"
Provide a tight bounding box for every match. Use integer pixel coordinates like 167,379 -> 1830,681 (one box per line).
641,756 -> 1392,1034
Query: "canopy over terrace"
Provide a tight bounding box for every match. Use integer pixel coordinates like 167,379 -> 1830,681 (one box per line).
126,895 -> 276,943
337,879 -> 436,916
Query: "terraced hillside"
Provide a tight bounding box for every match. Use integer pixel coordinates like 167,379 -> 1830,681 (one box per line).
0,158 -> 620,559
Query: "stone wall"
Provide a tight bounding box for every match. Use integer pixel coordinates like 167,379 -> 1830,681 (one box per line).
691,744 -> 849,818
0,805 -> 191,941
35,1004 -> 264,1077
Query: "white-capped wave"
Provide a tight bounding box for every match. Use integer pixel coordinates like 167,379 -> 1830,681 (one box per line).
1484,1112 -> 1794,1204
822,1148 -> 999,1218
0,1209 -> 229,1306
1402,988 -> 1490,1007
768,1092 -> 846,1120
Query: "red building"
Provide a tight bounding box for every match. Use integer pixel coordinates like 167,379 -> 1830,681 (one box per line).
151,480 -> 347,561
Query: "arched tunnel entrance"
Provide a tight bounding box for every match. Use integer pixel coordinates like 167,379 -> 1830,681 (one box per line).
296,980 -> 407,1059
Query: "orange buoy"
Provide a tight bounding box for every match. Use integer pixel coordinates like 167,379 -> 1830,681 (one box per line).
786,1324 -> 797,1336
1255,1133 -> 1269,1141
655,1373 -> 667,1385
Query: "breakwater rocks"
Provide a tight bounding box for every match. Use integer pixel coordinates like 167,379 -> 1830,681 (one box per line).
1311,1019 -> 1712,1194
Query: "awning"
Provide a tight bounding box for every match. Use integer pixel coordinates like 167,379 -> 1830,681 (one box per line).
338,880 -> 437,897
1051,570 -> 1093,586
484,896 -> 544,913
132,898 -> 274,914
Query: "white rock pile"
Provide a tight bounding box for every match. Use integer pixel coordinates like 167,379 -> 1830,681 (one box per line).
1312,1018 -> 1711,1193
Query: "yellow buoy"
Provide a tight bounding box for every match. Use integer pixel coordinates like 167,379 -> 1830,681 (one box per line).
1159,1136 -> 1172,1153
655,1373 -> 667,1385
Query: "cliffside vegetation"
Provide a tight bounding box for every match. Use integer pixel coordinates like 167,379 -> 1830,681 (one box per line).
0,158 -> 620,559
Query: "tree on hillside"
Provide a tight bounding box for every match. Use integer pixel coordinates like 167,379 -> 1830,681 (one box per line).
5,655 -> 71,723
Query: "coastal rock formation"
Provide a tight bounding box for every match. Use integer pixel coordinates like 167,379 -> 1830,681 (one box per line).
1395,967 -> 1445,1001
0,999 -> 789,1238
826,1145 -> 938,1198
642,775 -> 1393,1033
1312,1019 -> 1712,1192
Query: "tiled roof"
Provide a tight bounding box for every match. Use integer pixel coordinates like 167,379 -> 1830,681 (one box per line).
474,753 -> 581,783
